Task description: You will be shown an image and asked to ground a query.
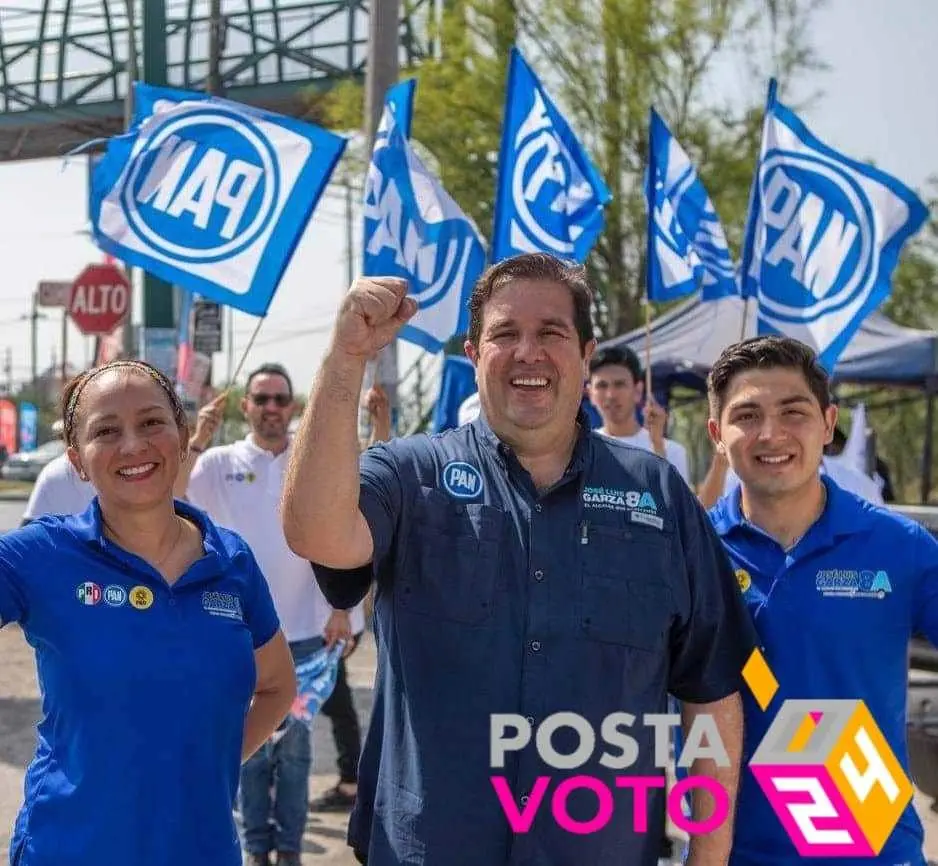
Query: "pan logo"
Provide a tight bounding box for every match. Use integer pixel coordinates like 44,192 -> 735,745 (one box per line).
364,117 -> 481,312
121,107 -> 281,265
742,649 -> 913,857
754,151 -> 874,325
508,91 -> 593,257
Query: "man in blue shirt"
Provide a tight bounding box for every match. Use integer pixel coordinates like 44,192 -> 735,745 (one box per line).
282,252 -> 755,866
706,335 -> 938,865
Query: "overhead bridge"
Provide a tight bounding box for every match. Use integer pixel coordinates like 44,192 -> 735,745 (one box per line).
0,0 -> 431,162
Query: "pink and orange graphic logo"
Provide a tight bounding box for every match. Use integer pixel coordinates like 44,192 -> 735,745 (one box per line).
742,649 -> 914,857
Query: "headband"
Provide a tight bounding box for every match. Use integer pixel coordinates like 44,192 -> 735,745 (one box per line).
64,361 -> 182,446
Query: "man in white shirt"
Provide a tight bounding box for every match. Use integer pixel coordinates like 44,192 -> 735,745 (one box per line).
21,452 -> 94,525
185,363 -> 364,866
586,346 -> 691,484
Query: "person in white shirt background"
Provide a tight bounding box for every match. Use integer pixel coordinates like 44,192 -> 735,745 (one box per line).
20,431 -> 94,525
183,363 -> 365,866
585,345 -> 692,484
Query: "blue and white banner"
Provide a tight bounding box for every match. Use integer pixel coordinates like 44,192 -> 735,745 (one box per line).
363,79 -> 485,352
90,83 -> 346,317
645,108 -> 737,302
17,402 -> 37,452
740,79 -> 928,370
492,47 -> 611,263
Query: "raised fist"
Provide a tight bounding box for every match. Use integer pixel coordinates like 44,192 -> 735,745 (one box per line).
334,277 -> 417,358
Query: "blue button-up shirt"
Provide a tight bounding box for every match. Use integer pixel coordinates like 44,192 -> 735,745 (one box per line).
316,412 -> 753,866
0,499 -> 280,866
711,477 -> 938,866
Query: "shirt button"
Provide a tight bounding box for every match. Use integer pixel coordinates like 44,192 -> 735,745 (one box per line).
534,503 -> 543,513
520,794 -> 530,805
530,640 -> 541,652
533,569 -> 544,582
525,716 -> 535,726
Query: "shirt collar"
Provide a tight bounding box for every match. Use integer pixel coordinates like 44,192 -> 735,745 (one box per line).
242,433 -> 291,459
473,405 -> 593,476
712,475 -> 872,547
66,496 -> 232,582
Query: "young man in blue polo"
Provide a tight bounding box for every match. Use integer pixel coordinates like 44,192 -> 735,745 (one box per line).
706,335 -> 938,866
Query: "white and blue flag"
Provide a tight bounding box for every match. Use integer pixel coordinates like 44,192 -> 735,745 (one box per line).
363,79 -> 485,352
645,108 -> 737,302
89,83 -> 346,317
740,79 -> 929,370
492,47 -> 611,263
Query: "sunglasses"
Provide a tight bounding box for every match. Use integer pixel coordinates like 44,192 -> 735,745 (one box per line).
249,393 -> 291,408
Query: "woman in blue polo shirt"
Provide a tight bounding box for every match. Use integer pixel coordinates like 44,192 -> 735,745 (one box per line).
0,360 -> 297,866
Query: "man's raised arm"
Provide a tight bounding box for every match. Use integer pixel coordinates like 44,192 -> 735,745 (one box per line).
281,277 -> 416,568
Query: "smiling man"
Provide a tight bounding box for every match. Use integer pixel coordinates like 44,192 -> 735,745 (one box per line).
185,363 -> 363,866
706,336 -> 938,866
282,252 -> 754,866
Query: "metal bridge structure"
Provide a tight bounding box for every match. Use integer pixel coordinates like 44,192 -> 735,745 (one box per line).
0,0 -> 433,162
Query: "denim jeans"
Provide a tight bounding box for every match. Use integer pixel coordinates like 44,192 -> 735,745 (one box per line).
239,636 -> 324,855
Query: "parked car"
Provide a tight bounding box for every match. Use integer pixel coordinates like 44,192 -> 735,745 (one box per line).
0,438 -> 66,482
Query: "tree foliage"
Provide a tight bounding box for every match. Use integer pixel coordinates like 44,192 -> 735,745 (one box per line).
310,0 -> 938,501
311,0 -> 829,335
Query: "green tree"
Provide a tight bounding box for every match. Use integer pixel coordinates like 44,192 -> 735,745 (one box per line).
311,0 -> 828,336
840,180 -> 938,503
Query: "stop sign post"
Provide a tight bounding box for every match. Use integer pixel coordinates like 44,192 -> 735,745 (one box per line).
69,264 -> 131,336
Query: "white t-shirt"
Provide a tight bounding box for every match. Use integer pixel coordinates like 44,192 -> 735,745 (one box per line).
596,427 -> 691,485
722,456 -> 885,505
187,436 -> 365,642
458,392 -> 480,426
22,453 -> 95,521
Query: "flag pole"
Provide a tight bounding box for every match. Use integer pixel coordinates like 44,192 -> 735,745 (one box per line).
644,299 -> 653,399
739,294 -> 750,342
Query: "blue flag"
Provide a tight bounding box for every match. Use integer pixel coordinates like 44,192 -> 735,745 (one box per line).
740,79 -> 929,370
645,108 -> 737,302
363,80 -> 486,352
492,47 -> 611,263
89,83 -> 346,317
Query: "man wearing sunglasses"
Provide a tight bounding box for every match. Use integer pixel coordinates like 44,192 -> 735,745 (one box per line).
185,363 -> 365,866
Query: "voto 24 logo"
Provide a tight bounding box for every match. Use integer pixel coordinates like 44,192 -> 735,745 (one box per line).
742,649 -> 913,857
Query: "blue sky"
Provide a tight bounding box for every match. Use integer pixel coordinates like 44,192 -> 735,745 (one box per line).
0,0 -> 934,398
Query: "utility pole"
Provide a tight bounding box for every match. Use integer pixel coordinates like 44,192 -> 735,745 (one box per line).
3,348 -> 11,396
345,175 -> 354,288
142,0 -> 174,335
363,0 -> 401,429
25,293 -> 42,392
122,0 -> 138,359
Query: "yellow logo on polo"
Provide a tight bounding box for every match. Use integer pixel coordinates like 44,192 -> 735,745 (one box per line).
736,568 -> 752,593
129,586 -> 154,610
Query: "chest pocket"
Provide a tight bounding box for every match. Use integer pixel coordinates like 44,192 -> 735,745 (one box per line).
580,521 -> 674,650
399,486 -> 505,626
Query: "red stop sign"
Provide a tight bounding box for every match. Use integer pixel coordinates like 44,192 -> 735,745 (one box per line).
69,264 -> 131,336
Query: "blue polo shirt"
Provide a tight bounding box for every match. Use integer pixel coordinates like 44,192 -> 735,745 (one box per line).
710,477 -> 938,866
314,411 -> 754,866
0,498 -> 280,866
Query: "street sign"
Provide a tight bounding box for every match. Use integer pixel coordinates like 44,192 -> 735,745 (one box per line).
69,264 -> 131,336
37,280 -> 71,308
192,300 -> 223,355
